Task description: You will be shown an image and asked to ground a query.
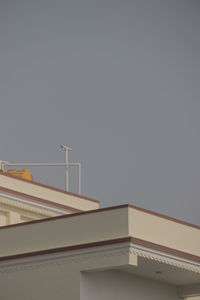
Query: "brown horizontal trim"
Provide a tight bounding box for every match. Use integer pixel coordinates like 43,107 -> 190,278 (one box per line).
0,204 -> 128,229
130,237 -> 200,262
1,172 -> 199,228
0,171 -> 99,203
0,236 -> 199,263
0,237 -> 131,262
0,186 -> 81,213
127,204 -> 200,230
0,203 -> 199,231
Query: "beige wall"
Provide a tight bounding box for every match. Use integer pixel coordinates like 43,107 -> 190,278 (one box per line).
0,187 -> 78,226
0,210 -> 9,226
0,266 -> 198,300
0,173 -> 99,211
0,206 -> 129,256
80,270 -> 182,300
0,205 -> 199,299
0,259 -> 81,300
0,202 -> 49,226
0,255 -> 189,300
129,207 -> 200,257
0,191 -> 63,226
0,241 -> 136,300
0,205 -> 199,259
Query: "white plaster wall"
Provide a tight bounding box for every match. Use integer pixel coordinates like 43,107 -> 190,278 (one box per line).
0,262 -> 197,300
80,270 -> 182,300
0,262 -> 81,300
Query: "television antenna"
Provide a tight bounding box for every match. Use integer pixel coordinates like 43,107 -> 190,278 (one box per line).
0,145 -> 81,195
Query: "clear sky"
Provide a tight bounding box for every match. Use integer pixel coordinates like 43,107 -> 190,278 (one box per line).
0,0 -> 200,225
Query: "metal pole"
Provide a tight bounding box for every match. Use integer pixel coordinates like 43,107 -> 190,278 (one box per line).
2,144 -> 82,194
65,148 -> 68,192
3,163 -> 67,167
3,162 -> 81,195
60,145 -> 72,192
78,163 -> 81,195
0,161 -> 8,170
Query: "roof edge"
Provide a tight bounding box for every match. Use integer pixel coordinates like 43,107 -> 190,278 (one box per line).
0,203 -> 199,230
0,236 -> 199,263
0,204 -> 128,229
0,171 -> 99,203
130,237 -> 200,262
127,204 -> 200,230
0,186 -> 81,213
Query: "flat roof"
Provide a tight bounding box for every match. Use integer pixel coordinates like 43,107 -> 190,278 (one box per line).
0,236 -> 199,263
0,171 -> 99,211
0,186 -> 81,213
0,204 -> 199,259
0,171 -> 99,204
0,203 -> 199,230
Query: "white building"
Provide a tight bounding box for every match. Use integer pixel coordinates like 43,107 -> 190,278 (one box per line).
0,171 -> 199,300
0,171 -> 99,225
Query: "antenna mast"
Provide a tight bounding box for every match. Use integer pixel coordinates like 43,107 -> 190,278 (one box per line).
0,146 -> 81,194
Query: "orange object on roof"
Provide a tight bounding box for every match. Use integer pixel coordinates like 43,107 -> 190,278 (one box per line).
2,169 -> 33,181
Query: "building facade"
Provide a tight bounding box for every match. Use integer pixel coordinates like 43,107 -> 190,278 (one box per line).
0,171 -> 199,300
0,171 -> 99,225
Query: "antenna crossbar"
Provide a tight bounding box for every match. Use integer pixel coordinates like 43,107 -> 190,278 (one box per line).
1,146 -> 81,195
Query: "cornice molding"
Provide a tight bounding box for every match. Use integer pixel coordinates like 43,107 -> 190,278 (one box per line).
0,243 -> 131,273
0,239 -> 199,275
130,243 -> 200,274
0,193 -> 60,217
0,172 -> 99,204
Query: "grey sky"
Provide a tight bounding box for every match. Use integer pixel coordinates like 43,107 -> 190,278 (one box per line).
0,0 -> 200,225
